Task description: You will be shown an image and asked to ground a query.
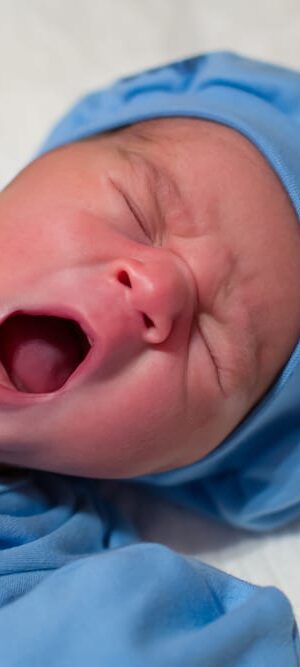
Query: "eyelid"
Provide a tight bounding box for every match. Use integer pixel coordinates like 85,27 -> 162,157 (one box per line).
110,177 -> 152,243
121,189 -> 152,242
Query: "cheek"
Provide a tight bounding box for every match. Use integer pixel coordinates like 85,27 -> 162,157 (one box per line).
180,323 -> 257,463
75,363 -> 187,477
0,223 -> 38,299
185,324 -> 224,420
0,334 -> 237,477
0,204 -> 71,302
17,353 -> 187,478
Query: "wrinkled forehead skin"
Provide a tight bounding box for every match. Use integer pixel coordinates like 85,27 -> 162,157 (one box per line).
38,51 -> 300,529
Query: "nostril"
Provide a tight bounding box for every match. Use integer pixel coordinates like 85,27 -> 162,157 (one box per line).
142,313 -> 154,328
117,270 -> 132,288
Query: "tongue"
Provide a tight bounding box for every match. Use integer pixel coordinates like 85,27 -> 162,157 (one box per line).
0,314 -> 89,393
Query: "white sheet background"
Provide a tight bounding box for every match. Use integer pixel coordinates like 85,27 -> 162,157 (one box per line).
0,0 -> 299,624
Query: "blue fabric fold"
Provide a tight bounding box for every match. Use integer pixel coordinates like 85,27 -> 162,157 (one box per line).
0,470 -> 298,666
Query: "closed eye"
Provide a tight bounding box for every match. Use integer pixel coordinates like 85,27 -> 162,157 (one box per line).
109,177 -> 152,243
120,189 -> 151,242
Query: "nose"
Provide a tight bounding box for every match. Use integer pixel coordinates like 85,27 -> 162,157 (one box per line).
111,253 -> 191,344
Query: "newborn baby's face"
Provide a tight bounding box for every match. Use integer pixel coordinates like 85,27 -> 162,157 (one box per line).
0,118 -> 299,477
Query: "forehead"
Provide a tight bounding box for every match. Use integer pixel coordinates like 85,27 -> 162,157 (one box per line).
112,117 -> 266,175
94,118 -> 263,240
107,117 -> 298,251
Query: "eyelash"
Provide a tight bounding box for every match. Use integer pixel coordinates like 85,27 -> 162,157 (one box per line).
121,191 -> 151,241
110,177 -> 152,243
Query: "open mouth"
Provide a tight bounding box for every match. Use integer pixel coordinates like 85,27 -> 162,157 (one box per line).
0,312 -> 91,394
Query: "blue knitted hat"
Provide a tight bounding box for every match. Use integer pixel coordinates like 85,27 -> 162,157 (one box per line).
40,52 -> 300,530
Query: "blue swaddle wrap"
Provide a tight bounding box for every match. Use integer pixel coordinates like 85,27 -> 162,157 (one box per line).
1,52 -> 300,664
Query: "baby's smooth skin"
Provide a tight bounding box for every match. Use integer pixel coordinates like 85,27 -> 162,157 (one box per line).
0,118 -> 299,478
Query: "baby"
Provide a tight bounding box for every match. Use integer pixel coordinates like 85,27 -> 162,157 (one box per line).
0,55 -> 299,486
0,117 -> 298,478
0,51 -> 300,666
0,115 -> 299,482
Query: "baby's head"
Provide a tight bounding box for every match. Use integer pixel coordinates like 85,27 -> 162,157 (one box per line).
0,53 -> 300,481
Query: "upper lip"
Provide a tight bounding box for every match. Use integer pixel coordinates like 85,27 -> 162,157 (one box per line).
0,305 -> 97,397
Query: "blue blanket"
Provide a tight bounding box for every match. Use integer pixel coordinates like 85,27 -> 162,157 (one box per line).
0,469 -> 299,666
